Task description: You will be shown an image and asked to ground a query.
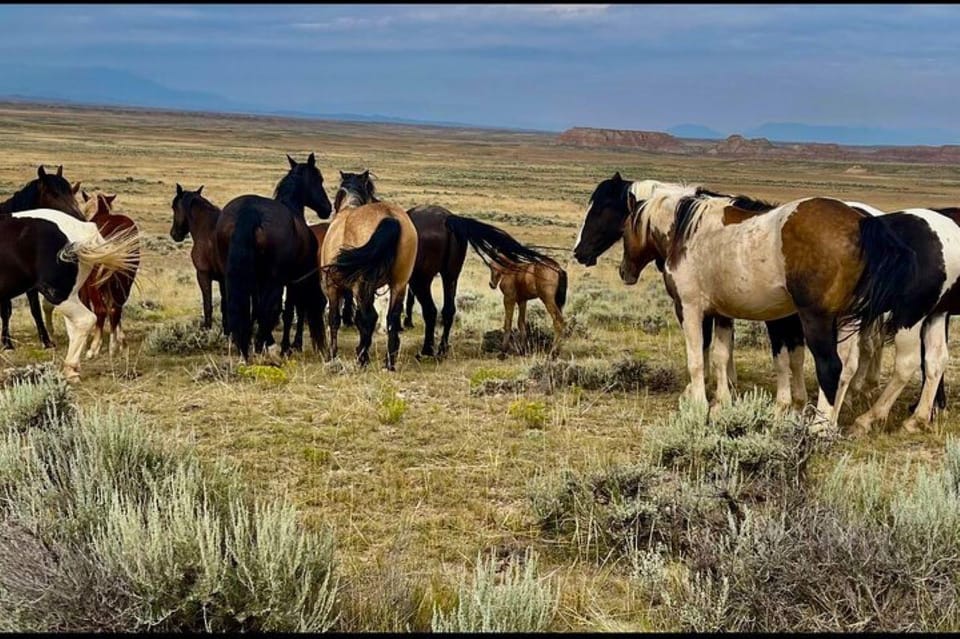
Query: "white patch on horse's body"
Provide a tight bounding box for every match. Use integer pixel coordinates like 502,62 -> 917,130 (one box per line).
902,208 -> 960,300
845,201 -> 886,217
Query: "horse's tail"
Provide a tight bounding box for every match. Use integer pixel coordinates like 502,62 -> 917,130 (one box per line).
555,268 -> 568,311
842,215 -> 919,333
444,214 -> 551,268
330,217 -> 401,290
226,208 -> 260,356
61,226 -> 140,287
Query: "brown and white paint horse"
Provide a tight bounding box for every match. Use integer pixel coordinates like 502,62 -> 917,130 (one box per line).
577,177 -> 917,428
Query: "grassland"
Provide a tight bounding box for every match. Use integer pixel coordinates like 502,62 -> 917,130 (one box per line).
3,102 -> 960,630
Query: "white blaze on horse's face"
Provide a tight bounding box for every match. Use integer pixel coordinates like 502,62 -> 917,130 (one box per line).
573,200 -> 593,251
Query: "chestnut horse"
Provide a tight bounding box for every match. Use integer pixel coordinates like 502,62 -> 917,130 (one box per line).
78,191 -> 141,358
578,178 -> 917,428
0,165 -> 86,349
488,255 -> 567,355
170,184 -> 227,332
320,178 -> 418,370
215,153 -> 332,360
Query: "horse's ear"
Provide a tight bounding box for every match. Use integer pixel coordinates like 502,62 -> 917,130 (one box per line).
307,152 -> 316,167
627,191 -> 638,215
287,154 -> 297,169
71,181 -> 81,194
56,165 -> 63,177
81,190 -> 90,202
339,170 -> 346,179
37,165 -> 47,180
197,185 -> 204,195
105,194 -> 117,205
612,171 -> 622,182
176,183 -> 183,196
361,169 -> 370,179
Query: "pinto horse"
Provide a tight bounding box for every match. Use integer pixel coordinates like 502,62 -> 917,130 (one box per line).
0,165 -> 86,349
170,184 -> 227,332
77,191 -> 141,358
579,178 -> 917,427
10,208 -> 139,380
320,181 -> 418,370
572,173 -> 807,412
215,153 -> 332,361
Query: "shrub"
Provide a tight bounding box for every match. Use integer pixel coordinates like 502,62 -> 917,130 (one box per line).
469,367 -> 526,397
0,380 -> 338,632
0,371 -> 73,433
144,318 -> 225,355
527,356 -> 680,394
377,383 -> 408,425
508,399 -> 548,429
431,549 -> 557,632
237,363 -> 290,385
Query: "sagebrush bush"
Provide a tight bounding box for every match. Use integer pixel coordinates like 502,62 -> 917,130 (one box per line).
527,355 -> 679,394
0,379 -> 339,632
508,399 -> 548,429
431,549 -> 557,632
377,383 -> 408,425
0,371 -> 74,433
144,318 -> 225,355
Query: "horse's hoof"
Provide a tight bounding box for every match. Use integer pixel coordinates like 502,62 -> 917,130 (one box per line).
849,414 -> 874,439
403,319 -> 414,329
901,416 -> 928,434
62,366 -> 81,383
2,343 -> 13,351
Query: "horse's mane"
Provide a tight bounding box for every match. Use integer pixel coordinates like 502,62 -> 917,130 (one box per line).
695,187 -> 778,212
336,172 -> 380,211
273,172 -> 300,205
629,180 -> 700,237
181,190 -> 221,217
0,180 -> 40,216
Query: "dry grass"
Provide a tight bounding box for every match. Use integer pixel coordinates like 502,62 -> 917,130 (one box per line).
3,102 -> 960,629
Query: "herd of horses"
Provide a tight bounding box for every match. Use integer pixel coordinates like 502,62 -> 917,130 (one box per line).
4,156 -> 959,439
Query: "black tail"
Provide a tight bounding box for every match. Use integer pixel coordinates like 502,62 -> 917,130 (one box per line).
444,214 -> 552,268
331,218 -> 401,290
555,269 -> 567,310
226,208 -> 259,358
843,215 -> 919,333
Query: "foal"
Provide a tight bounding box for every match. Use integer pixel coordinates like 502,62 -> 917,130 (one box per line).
488,256 -> 567,355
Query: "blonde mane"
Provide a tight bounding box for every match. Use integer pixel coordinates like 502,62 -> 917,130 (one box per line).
628,180 -> 700,241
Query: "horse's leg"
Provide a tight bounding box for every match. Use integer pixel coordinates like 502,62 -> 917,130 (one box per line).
680,304 -> 708,408
218,279 -> 229,335
341,289 -> 355,328
42,298 -> 55,339
796,309 -> 843,429
27,290 -> 53,348
108,303 -> 124,357
57,294 -> 96,382
302,279 -> 326,355
355,286 -> 377,368
280,285 -> 297,355
832,323 -> 861,423
903,312 -> 949,433
325,283 -> 342,361
517,300 -> 528,351
403,286 -> 416,330
700,315 -> 714,387
851,323 -> 923,437
936,315 -> 950,411
711,316 -> 734,407
85,311 -> 106,360
197,270 -> 213,330
766,315 -> 806,412
500,297 -> 515,355
0,299 -> 12,350
438,270 -> 460,357
789,340 -> 808,410
726,320 -> 738,388
542,295 -> 565,358
411,279 -> 437,359
385,285 -> 405,371
255,282 -> 283,358
852,322 -> 884,398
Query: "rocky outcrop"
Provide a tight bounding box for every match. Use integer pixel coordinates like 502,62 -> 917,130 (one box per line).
557,127 -> 683,152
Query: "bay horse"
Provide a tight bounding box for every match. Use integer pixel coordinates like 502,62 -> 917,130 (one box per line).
320,178 -> 418,370
579,178 -> 917,428
170,184 -> 227,332
488,255 -> 567,355
572,173 -> 807,413
78,191 -> 141,358
0,165 -> 86,349
215,153 -> 332,361
9,208 -> 139,380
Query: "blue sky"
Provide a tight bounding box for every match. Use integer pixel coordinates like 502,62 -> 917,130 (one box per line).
1,4 -> 959,136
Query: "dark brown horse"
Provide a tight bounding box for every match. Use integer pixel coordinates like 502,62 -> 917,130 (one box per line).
215,153 -> 332,360
78,191 -> 141,358
170,184 -> 227,332
0,165 -> 86,349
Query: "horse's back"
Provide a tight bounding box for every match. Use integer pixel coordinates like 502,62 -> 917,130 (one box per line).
408,205 -> 457,277
322,202 -> 418,286
12,208 -> 99,244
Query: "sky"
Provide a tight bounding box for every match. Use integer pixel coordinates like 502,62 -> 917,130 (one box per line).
1,4 -> 959,136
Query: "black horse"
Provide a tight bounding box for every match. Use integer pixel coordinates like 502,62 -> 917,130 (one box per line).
215,153 -> 332,360
0,165 -> 86,349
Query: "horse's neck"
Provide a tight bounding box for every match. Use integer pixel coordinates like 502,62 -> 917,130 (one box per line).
190,201 -> 220,237
0,182 -> 37,215
274,179 -> 306,217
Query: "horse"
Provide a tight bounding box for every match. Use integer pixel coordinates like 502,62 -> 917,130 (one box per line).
488,255 -> 567,355
0,165 -> 86,349
579,177 -> 917,428
334,170 -> 556,358
215,153 -> 332,361
9,208 -> 139,380
320,175 -> 418,370
170,183 -> 227,332
572,173 -> 807,413
77,191 -> 141,358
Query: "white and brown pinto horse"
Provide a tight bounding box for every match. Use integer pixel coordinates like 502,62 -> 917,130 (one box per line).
578,179 -> 917,428
573,174 -> 806,413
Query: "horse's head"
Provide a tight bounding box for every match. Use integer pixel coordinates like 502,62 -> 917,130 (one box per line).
170,183 -> 203,242
619,181 -> 697,284
80,190 -> 116,223
573,171 -> 633,267
36,164 -> 85,219
488,260 -> 504,290
334,169 -> 378,213
284,152 -> 332,219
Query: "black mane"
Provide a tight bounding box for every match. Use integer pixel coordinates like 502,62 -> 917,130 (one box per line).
0,180 -> 40,216
694,186 -> 778,212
